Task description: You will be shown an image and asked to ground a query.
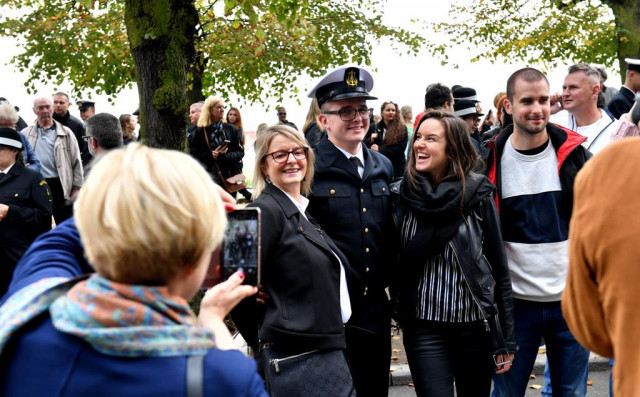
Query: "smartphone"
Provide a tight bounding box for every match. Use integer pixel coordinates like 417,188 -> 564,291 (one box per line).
222,139 -> 231,147
201,208 -> 261,288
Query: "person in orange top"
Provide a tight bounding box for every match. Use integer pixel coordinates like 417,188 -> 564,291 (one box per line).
563,137 -> 640,397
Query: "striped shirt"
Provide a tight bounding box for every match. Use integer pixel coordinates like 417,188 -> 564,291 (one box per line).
401,212 -> 483,322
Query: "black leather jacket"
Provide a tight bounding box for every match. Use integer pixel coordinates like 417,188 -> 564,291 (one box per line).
390,181 -> 517,354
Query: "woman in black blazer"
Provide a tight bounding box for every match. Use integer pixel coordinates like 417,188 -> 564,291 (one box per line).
233,124 -> 355,397
188,96 -> 244,189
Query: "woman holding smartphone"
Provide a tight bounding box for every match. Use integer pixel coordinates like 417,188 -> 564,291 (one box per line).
390,110 -> 516,397
232,124 -> 355,397
189,96 -> 244,191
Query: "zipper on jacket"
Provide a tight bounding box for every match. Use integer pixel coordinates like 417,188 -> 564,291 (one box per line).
269,349 -> 321,373
449,241 -> 490,332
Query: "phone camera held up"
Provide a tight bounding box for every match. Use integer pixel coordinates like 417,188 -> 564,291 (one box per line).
201,208 -> 261,289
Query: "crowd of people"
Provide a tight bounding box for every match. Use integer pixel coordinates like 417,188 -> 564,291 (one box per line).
1,58 -> 640,397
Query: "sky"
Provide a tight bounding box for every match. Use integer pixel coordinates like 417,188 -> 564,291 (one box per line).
0,0 -> 622,132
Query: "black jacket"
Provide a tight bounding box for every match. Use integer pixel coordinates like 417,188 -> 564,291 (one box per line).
232,184 -> 348,353
189,123 -> 244,185
303,121 -> 323,149
390,179 -> 517,354
0,163 -> 52,247
308,135 -> 394,336
364,122 -> 408,180
607,85 -> 635,120
53,111 -> 91,166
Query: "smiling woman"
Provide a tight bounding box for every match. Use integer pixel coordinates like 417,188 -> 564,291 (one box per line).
232,124 -> 357,396
390,110 -> 516,397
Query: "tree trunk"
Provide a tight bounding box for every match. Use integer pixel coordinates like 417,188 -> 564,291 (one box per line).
187,50 -> 207,105
608,0 -> 640,75
124,0 -> 198,150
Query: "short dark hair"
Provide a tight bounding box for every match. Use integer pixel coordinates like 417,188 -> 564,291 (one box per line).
53,92 -> 69,101
86,113 -> 123,150
506,68 -> 549,101
425,83 -> 453,110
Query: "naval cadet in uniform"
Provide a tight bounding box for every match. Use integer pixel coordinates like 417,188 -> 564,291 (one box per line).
608,58 -> 640,119
307,66 -> 394,397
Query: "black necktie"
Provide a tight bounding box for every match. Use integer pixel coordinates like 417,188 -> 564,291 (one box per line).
349,157 -> 360,174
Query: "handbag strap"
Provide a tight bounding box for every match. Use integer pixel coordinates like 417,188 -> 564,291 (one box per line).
186,354 -> 204,397
203,126 -> 228,182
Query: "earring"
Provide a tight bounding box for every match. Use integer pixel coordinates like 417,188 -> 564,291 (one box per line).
265,175 -> 272,184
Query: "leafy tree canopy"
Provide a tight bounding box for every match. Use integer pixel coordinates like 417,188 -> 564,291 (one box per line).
0,0 -> 424,104
425,0 -> 622,73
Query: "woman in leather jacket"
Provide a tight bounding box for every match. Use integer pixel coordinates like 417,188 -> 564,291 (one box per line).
390,110 -> 516,397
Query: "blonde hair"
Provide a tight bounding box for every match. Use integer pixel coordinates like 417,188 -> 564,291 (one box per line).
197,96 -> 224,127
302,98 -> 322,133
75,143 -> 227,285
252,125 -> 314,199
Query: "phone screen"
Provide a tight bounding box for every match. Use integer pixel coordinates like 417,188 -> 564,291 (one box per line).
201,208 -> 261,289
222,208 -> 261,286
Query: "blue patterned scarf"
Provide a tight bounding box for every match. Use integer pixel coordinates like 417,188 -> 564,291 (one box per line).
0,275 -> 216,357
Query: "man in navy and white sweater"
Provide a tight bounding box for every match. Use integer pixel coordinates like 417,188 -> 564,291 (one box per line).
486,68 -> 592,397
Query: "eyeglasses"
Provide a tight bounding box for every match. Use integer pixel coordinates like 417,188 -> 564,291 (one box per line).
278,112 -> 287,116
323,107 -> 371,121
265,147 -> 309,163
81,135 -> 92,142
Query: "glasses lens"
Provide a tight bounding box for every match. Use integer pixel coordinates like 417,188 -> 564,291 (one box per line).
272,151 -> 288,162
278,112 -> 286,116
292,148 -> 307,159
338,108 -> 357,121
359,108 -> 371,118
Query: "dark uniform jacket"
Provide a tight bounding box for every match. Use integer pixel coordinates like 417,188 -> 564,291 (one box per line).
607,85 -> 635,120
189,123 -> 243,186
308,135 -> 394,336
53,111 -> 91,166
232,184 -> 348,353
0,163 -> 52,247
0,163 -> 52,296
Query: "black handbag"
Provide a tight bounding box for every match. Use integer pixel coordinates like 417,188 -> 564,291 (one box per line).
261,346 -> 356,397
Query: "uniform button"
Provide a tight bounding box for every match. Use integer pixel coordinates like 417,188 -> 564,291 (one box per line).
382,187 -> 386,192
364,287 -> 368,292
364,291 -> 368,296
360,188 -> 364,193
362,208 -> 367,213
330,189 -> 336,195
366,267 -> 370,272
364,228 -> 369,233
365,248 -> 370,253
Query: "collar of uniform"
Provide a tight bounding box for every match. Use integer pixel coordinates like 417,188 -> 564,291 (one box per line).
334,143 -> 364,166
0,162 -> 16,174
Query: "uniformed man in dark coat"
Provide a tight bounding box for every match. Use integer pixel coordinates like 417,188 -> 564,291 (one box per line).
608,58 -> 640,119
0,127 -> 52,297
307,65 -> 394,397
